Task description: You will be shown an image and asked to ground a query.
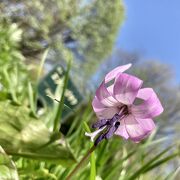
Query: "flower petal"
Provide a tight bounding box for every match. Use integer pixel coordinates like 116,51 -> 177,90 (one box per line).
131,88 -> 164,119
97,107 -> 119,119
115,119 -> 129,139
105,64 -> 132,83
124,115 -> 152,143
107,84 -> 114,95
92,96 -> 106,112
92,96 -> 119,119
136,118 -> 156,132
96,80 -> 119,107
113,73 -> 143,105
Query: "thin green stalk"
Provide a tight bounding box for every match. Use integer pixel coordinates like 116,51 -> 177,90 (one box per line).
83,121 -> 96,180
66,145 -> 96,180
90,150 -> 96,180
53,60 -> 71,132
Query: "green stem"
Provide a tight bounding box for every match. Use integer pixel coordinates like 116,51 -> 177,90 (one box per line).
66,145 -> 96,180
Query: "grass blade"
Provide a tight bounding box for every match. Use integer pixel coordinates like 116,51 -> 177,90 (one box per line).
127,146 -> 173,180
104,149 -> 136,180
53,60 -> 71,132
143,152 -> 179,173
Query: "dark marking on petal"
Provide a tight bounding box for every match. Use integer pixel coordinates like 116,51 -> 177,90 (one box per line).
115,121 -> 120,128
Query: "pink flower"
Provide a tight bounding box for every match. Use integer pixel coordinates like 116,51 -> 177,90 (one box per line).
86,64 -> 163,145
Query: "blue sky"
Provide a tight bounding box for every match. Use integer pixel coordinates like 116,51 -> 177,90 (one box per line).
116,0 -> 180,82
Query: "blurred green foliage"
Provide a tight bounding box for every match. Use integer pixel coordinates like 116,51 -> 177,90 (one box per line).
0,22 -> 23,65
0,146 -> 19,180
0,101 -> 76,166
0,0 -> 124,77
0,22 -> 28,103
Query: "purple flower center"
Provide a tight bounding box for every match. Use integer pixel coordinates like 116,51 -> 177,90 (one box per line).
92,105 -> 129,146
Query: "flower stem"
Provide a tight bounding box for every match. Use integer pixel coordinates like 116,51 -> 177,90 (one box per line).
66,145 -> 96,180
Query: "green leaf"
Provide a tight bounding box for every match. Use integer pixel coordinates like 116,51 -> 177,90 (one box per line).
127,146 -> 174,180
143,152 -> 179,173
53,59 -> 72,131
0,101 -> 76,167
104,149 -> 136,180
0,146 -> 19,180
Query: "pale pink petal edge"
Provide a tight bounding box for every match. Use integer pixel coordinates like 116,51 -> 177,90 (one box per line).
105,63 -> 132,83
